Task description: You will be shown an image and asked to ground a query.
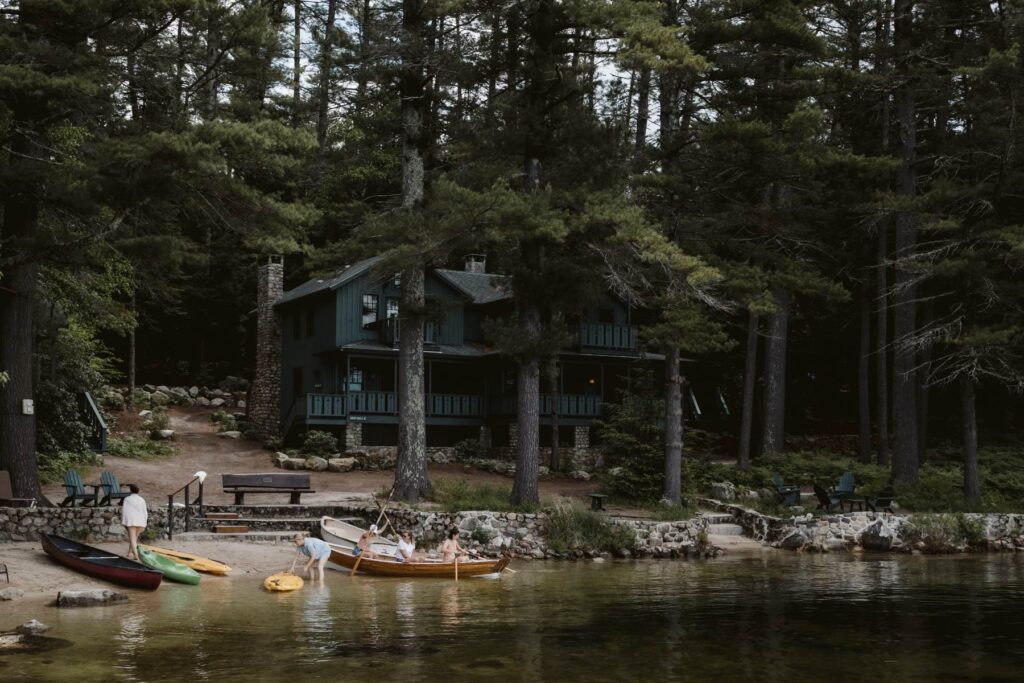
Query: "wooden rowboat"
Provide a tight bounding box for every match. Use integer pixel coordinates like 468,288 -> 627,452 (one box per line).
328,544 -> 511,578
42,533 -> 163,590
319,516 -> 399,557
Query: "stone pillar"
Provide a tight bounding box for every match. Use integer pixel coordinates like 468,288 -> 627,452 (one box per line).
248,256 -> 284,438
573,425 -> 590,449
508,423 -> 519,449
345,423 -> 363,450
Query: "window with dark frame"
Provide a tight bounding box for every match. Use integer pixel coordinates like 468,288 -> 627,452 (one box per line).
348,368 -> 363,391
361,294 -> 378,328
386,297 -> 399,319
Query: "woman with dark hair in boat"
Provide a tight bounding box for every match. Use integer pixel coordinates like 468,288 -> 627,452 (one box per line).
121,484 -> 147,560
440,528 -> 468,563
290,534 -> 332,582
396,530 -> 417,562
354,524 -> 379,560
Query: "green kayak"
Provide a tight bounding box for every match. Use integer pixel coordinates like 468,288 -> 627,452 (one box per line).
138,547 -> 201,585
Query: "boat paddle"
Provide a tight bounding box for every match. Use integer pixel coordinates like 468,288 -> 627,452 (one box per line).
454,554 -> 458,582
351,486 -> 396,576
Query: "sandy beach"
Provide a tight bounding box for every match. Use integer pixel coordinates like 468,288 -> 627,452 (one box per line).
1,538 -> 298,606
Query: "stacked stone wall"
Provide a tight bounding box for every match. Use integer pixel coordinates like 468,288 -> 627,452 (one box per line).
248,256 -> 284,438
0,506 -> 182,543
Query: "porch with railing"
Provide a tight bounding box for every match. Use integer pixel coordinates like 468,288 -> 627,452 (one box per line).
576,323 -> 636,351
489,394 -> 602,417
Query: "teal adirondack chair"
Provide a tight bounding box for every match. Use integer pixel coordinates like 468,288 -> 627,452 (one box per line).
814,484 -> 843,512
834,472 -> 856,496
98,471 -> 131,506
60,470 -> 98,507
771,473 -> 802,506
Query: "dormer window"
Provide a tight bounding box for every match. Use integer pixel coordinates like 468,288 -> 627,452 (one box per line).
393,272 -> 401,287
386,297 -> 399,319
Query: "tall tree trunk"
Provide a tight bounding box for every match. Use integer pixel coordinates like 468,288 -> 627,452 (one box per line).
634,67 -> 651,159
548,360 -> 560,472
127,289 -> 137,405
961,376 -> 980,504
761,288 -> 790,455
0,125 -> 43,502
663,346 -> 683,504
858,289 -> 872,463
891,0 -> 918,485
356,0 -> 372,99
916,298 -> 934,464
512,232 -> 542,506
737,310 -> 759,469
875,227 -> 890,466
204,10 -> 220,119
392,0 -> 430,502
316,0 -> 339,154
292,0 -> 302,125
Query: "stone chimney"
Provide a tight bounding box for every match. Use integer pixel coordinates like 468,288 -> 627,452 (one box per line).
464,254 -> 486,274
248,255 -> 283,438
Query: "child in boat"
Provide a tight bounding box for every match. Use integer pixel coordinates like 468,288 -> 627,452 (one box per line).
440,528 -> 468,563
396,531 -> 417,562
290,534 -> 332,582
354,524 -> 379,559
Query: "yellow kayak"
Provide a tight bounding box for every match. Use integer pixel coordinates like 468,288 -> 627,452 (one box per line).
264,572 -> 303,592
139,545 -> 232,575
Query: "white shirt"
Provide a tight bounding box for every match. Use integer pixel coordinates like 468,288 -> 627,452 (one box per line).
121,493 -> 148,528
397,538 -> 415,559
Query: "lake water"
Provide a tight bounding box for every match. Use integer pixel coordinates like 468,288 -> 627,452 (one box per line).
3,553 -> 1024,682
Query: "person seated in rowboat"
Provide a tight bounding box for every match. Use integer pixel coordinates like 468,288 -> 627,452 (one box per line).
290,534 -> 332,582
354,524 -> 379,560
440,528 -> 468,563
396,531 -> 417,563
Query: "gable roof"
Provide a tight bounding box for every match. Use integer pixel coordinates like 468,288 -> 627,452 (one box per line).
275,256 -> 383,306
433,269 -> 510,304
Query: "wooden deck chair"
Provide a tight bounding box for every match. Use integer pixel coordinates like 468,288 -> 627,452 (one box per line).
60,470 -> 98,507
98,471 -> 132,506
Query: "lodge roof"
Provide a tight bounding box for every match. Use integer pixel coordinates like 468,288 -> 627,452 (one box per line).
433,269 -> 510,304
275,256 -> 382,306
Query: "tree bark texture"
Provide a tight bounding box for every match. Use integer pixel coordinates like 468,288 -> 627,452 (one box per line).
548,361 -> 560,472
392,0 -> 430,502
891,0 -> 918,485
916,298 -> 934,464
292,0 -> 302,124
395,266 -> 430,501
961,376 -> 980,504
858,291 -> 872,462
0,124 -> 43,501
634,66 -> 651,157
127,289 -> 137,404
761,288 -> 790,455
511,244 -> 542,506
663,346 -> 683,504
875,226 -> 890,466
737,310 -> 759,469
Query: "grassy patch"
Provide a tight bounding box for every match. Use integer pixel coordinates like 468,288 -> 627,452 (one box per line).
905,513 -> 987,552
544,503 -> 637,553
429,477 -> 538,513
648,503 -> 696,521
106,435 -> 175,459
37,450 -> 103,484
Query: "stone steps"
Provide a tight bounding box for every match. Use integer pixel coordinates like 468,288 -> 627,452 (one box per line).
707,523 -> 746,536
700,513 -> 736,525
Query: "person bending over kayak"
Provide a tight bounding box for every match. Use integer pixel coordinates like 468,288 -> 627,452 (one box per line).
290,534 -> 332,582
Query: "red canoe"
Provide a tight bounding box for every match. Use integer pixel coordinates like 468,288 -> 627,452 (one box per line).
42,533 -> 163,590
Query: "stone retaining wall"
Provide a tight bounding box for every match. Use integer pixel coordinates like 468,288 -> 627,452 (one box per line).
698,497 -> 1024,553
0,506 -> 182,543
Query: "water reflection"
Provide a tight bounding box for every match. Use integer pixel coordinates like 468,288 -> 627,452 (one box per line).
3,554 -> 1024,683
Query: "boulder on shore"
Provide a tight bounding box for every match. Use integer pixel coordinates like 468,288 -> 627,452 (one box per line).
328,457 -> 356,473
282,457 -> 306,471
218,430 -> 242,439
16,620 -> 48,635
151,429 -> 175,440
710,481 -> 736,501
305,456 -> 329,472
57,589 -> 128,608
0,587 -> 25,601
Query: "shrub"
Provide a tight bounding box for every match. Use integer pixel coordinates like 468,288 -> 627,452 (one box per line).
37,450 -> 102,484
142,408 -> 170,432
301,430 -> 338,456
596,384 -> 664,502
106,435 -> 175,459
211,409 -> 237,432
906,513 -> 987,552
544,504 -> 637,553
430,478 -> 537,513
453,438 -> 488,461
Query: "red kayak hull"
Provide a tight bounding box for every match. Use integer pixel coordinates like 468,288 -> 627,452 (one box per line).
42,533 -> 163,591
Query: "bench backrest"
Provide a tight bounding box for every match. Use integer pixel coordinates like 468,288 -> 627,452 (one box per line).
222,473 -> 310,489
64,470 -> 85,496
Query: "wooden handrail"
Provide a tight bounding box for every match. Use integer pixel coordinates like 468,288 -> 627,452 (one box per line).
166,475 -> 204,540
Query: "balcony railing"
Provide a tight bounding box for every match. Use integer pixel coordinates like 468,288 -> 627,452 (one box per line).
427,393 -> 483,417
577,323 -> 636,350
489,394 -> 602,417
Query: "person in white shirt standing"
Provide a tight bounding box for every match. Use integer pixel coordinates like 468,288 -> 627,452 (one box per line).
121,485 -> 148,560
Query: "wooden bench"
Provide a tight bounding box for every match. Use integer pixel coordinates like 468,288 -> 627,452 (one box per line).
588,492 -> 608,511
222,473 -> 315,505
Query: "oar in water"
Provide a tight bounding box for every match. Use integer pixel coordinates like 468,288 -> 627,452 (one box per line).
454,554 -> 458,582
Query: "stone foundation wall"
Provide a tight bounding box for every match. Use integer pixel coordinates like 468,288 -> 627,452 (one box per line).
698,498 -> 1024,553
0,506 -> 182,543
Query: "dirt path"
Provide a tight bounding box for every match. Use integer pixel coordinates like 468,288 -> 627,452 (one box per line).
41,408 -> 599,506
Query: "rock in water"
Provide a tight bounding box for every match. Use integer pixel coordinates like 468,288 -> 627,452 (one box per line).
17,620 -> 49,635
0,587 -> 25,601
57,589 -> 129,608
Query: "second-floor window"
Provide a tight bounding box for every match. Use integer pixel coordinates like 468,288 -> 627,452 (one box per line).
386,297 -> 399,319
361,294 -> 378,328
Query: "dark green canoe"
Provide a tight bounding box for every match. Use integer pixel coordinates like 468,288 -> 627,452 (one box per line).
138,547 -> 201,585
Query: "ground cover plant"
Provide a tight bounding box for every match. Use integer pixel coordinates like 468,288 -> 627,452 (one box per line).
543,504 -> 637,554
429,478 -> 539,513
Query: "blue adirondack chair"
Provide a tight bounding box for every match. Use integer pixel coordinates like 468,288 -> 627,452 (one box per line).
866,487 -> 895,513
98,471 -> 131,506
833,472 -> 856,497
60,470 -> 99,507
772,473 -> 802,506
